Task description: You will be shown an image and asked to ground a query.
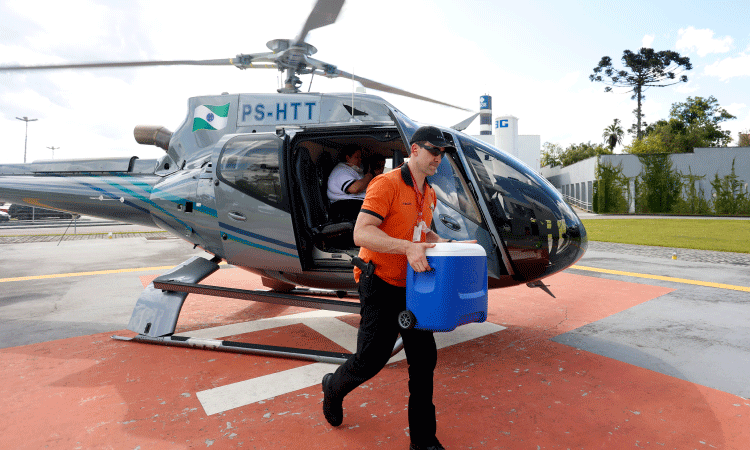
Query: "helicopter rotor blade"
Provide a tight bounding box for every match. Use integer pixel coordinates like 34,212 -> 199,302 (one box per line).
331,68 -> 473,112
0,57 -> 278,72
451,113 -> 480,131
296,0 -> 346,44
1,0 -> 469,110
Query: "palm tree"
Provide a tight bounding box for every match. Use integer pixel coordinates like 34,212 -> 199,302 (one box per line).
603,118 -> 624,151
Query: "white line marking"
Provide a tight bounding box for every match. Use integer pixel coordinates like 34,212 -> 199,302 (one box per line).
175,309 -> 349,339
194,314 -> 505,416
197,362 -> 338,416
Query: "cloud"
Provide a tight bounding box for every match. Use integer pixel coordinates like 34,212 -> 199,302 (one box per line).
725,103 -> 746,116
642,34 -> 655,49
705,52 -> 750,81
673,78 -> 699,94
676,27 -> 733,57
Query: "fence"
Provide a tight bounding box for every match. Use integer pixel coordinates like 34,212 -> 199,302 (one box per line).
562,193 -> 592,212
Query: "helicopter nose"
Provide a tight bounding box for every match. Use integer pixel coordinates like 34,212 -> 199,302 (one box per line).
499,200 -> 588,283
553,204 -> 588,271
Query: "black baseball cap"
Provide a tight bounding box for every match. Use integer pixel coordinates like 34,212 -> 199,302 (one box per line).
409,126 -> 456,152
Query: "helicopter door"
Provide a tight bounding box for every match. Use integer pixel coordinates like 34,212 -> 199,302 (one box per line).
427,154 -> 503,279
214,134 -> 301,271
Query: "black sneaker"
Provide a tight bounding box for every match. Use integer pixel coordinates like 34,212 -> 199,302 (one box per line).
322,373 -> 343,426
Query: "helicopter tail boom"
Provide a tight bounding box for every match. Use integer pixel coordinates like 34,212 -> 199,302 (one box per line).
0,157 -> 161,227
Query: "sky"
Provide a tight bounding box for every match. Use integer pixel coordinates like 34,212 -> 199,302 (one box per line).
1,0 -> 749,164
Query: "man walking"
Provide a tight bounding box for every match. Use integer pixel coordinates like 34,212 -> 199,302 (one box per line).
322,126 -> 461,450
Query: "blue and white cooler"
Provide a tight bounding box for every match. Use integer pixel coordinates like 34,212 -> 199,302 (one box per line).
399,242 -> 488,332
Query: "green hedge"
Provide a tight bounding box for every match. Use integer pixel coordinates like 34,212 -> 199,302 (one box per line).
593,156 -> 750,216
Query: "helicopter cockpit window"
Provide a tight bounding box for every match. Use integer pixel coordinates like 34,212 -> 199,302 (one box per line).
427,155 -> 483,224
218,136 -> 284,207
458,135 -> 563,223
320,96 -> 395,124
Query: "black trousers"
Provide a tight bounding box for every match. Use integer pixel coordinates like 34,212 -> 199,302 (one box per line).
329,273 -> 439,446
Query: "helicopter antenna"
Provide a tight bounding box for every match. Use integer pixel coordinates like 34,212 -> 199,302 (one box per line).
308,71 -> 315,92
351,68 -> 355,120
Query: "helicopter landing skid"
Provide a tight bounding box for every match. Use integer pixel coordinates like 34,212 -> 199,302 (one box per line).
114,255 -> 407,363
111,334 -> 404,365
112,335 -> 349,364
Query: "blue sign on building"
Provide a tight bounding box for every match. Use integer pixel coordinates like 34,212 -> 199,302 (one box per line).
496,119 -> 508,128
480,95 -> 491,110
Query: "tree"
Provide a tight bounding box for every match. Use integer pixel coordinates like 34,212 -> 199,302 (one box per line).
711,159 -> 750,215
625,96 -> 736,154
540,142 -> 562,167
624,132 -> 665,154
543,141 -> 613,168
559,141 -> 612,167
602,118 -> 624,150
590,48 -> 692,140
740,130 -> 750,147
669,96 -> 735,147
629,119 -> 707,154
635,154 -> 681,213
594,161 -> 628,213
673,167 -> 711,215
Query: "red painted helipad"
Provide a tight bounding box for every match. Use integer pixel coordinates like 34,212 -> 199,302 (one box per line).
1,268 -> 748,449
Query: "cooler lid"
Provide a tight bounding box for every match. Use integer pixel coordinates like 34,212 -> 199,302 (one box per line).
425,242 -> 486,257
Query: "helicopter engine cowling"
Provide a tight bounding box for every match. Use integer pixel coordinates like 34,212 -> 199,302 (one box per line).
134,125 -> 172,151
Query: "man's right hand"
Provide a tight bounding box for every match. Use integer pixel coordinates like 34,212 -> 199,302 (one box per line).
406,241 -> 436,272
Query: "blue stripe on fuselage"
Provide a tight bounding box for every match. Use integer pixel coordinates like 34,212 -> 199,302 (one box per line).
219,221 -> 298,251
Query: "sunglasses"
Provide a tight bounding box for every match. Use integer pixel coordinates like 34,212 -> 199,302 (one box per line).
420,143 -> 444,157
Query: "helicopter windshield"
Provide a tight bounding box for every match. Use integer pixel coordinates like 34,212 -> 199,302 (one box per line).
458,135 -> 568,221
457,134 -> 586,281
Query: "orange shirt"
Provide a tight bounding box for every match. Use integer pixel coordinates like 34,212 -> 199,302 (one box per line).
354,164 -> 437,287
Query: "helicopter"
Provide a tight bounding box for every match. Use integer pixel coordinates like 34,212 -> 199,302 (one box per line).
0,0 -> 586,362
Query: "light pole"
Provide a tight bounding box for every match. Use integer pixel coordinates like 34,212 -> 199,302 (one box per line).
16,116 -> 38,163
47,146 -> 59,159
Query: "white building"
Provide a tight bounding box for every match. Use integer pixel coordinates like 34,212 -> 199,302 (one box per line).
541,147 -> 750,212
471,108 -> 541,174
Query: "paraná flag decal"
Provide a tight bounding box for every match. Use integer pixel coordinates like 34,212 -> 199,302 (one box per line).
193,103 -> 230,131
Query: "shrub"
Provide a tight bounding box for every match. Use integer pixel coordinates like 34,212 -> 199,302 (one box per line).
635,154 -> 681,213
594,160 -> 629,213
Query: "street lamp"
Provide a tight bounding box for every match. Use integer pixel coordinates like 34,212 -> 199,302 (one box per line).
16,116 -> 38,164
47,146 -> 59,159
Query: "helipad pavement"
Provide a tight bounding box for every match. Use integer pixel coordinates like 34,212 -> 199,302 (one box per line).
1,237 -> 749,449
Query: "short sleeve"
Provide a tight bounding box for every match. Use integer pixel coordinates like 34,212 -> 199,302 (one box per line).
327,165 -> 349,195
360,175 -> 394,221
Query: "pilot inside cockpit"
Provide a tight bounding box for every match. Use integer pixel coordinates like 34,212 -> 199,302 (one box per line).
326,145 -> 384,222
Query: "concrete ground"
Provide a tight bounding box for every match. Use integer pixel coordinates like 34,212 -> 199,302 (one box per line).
1,220 -> 749,449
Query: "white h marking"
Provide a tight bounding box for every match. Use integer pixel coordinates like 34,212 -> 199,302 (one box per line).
187,310 -> 505,415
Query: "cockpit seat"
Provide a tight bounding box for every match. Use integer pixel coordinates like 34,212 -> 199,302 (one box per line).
295,147 -> 354,250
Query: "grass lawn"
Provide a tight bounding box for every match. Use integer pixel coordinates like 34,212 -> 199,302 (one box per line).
581,219 -> 750,254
